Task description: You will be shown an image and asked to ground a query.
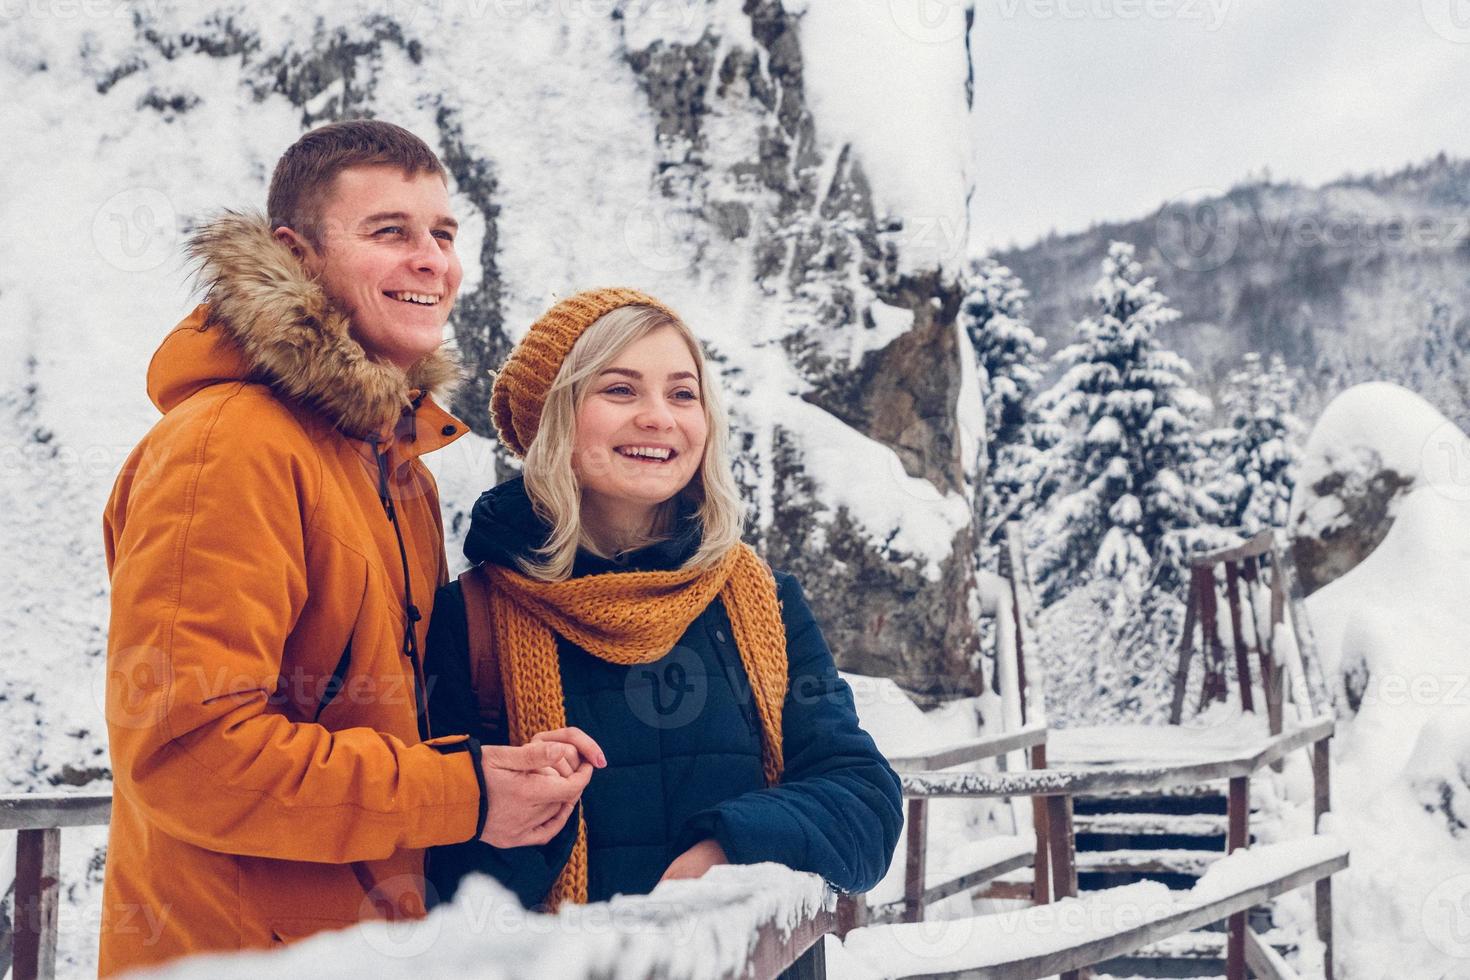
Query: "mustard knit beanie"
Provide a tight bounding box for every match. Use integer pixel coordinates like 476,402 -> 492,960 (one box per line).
490,287 -> 684,457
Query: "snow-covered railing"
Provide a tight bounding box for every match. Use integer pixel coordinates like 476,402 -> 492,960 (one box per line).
898,716 -> 1333,800
0,793 -> 837,980
843,723 -> 1051,934
134,864 -> 835,980
1,791 -> 112,980
841,836 -> 1349,979
891,717 -> 1340,980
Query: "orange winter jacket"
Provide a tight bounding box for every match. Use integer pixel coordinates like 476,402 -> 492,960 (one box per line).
99,214 -> 482,976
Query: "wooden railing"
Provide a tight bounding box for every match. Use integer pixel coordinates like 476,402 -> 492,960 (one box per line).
1173,530 -> 1332,732
840,722 -> 1052,933
1,792 -> 112,980
889,717 -> 1341,980
1,792 -> 836,980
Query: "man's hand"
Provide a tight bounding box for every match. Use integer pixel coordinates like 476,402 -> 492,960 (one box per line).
658,838 -> 728,883
477,728 -> 605,848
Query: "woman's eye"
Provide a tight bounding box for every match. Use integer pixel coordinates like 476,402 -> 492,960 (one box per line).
604,384 -> 635,396
673,389 -> 699,401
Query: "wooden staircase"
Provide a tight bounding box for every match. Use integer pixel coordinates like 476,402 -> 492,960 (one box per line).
1075,786 -> 1298,979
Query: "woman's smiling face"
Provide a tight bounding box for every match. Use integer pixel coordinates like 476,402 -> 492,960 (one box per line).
572,325 -> 708,539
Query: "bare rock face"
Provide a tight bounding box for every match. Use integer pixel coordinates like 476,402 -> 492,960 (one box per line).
1288,383 -> 1458,594
1290,446 -> 1415,595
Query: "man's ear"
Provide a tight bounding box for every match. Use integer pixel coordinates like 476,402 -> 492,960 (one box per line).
273,225 -> 313,263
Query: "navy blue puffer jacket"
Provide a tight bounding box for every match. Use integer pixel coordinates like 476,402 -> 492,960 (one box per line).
423,477 -> 902,907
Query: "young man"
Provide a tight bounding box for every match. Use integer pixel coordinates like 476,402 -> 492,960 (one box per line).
99,120 -> 602,975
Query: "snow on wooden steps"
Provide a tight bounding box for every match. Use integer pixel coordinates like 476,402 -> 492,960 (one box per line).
840,836 -> 1347,979
1127,927 -> 1296,959
1073,813 -> 1228,837
1075,848 -> 1222,876
1047,716 -> 1272,768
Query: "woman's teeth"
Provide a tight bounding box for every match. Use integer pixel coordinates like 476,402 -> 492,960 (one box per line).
617,446 -> 674,461
387,291 -> 440,305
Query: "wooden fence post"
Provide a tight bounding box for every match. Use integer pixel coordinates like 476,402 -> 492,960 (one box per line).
1046,792 -> 1082,980
904,798 -> 928,923
1226,776 -> 1250,980
1315,737 -> 1335,978
1169,572 -> 1201,724
1224,561 -> 1255,713
13,827 -> 60,980
1198,567 -> 1228,713
1030,744 -> 1053,906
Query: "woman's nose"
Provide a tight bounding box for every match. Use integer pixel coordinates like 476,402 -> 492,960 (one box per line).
636,399 -> 675,429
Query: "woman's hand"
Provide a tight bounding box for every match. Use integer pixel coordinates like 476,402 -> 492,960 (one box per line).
476,728 -> 606,848
530,727 -> 607,775
658,838 -> 728,883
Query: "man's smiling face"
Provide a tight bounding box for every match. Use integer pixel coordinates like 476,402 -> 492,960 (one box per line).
293,164 -> 463,370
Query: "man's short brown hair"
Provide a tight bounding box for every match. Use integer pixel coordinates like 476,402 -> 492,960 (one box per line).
267,119 -> 446,246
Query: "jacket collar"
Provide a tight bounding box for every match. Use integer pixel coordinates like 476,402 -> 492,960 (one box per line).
149,210 -> 462,441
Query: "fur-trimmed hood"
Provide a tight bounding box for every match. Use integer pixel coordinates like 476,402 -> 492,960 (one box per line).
149,211 -> 461,438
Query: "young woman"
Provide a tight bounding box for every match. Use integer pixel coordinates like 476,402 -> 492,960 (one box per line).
424,288 -> 902,909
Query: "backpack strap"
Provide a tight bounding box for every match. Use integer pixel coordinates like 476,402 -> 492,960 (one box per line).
458,565 -> 506,738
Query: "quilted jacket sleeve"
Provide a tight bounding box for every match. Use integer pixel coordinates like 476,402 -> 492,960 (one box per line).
674,572 -> 904,893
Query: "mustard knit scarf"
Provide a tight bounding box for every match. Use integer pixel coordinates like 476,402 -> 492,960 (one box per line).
480,542 -> 788,907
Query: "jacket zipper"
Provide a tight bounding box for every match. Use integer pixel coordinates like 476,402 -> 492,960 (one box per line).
371,439 -> 431,741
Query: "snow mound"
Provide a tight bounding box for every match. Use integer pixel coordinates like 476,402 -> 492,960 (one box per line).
1291,381 -> 1469,532
1305,474 -> 1470,975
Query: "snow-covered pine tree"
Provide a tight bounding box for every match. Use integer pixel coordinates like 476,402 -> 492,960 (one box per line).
959,257 -> 1049,548
1203,352 -> 1304,535
1029,241 -> 1215,603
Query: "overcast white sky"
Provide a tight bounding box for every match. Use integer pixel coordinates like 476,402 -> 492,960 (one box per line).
965,0 -> 1470,252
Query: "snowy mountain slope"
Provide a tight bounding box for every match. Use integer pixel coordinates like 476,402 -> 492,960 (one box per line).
992,155 -> 1470,410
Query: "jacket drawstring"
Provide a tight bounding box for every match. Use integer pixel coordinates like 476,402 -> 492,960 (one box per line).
371,437 -> 431,741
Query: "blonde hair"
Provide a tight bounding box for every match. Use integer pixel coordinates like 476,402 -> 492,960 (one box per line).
519,305 -> 744,581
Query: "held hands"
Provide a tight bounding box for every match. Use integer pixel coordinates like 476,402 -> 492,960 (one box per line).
658,838 -> 729,884
477,727 -> 607,848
